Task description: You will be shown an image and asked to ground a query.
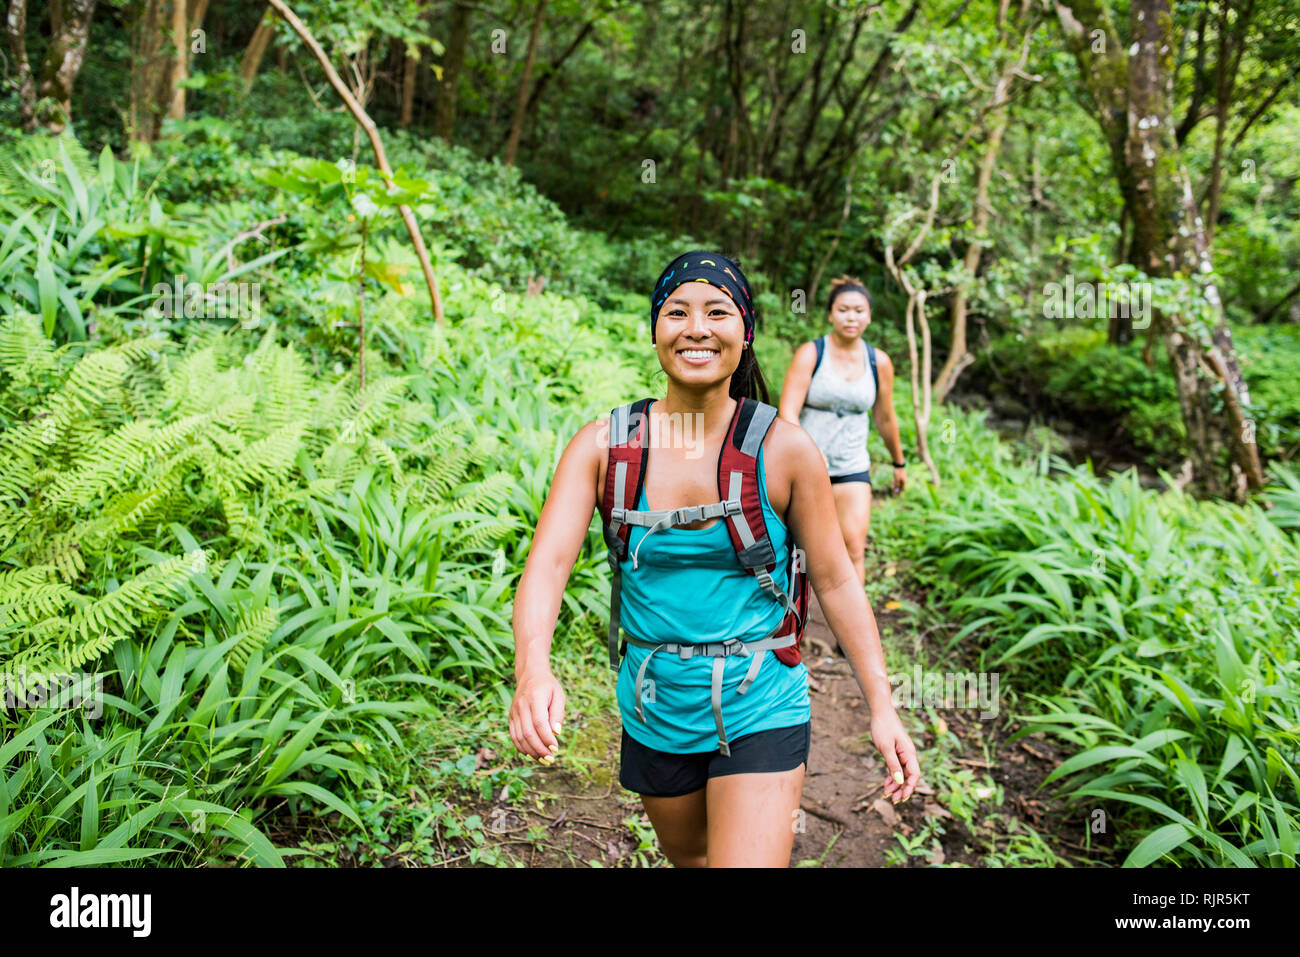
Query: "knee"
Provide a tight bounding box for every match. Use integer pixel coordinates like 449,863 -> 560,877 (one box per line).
654,828 -> 708,868
662,838 -> 708,867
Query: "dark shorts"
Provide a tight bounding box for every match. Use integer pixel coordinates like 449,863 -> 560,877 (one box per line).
829,469 -> 873,485
619,722 -> 811,798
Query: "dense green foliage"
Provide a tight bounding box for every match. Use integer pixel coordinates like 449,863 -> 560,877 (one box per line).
890,408 -> 1300,866
0,135 -> 657,864
969,326 -> 1300,467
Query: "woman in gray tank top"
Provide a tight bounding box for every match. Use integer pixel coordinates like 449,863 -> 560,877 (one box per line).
778,276 -> 906,590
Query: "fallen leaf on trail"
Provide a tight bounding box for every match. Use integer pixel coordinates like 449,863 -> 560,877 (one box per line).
884,562 -> 898,577
926,843 -> 946,865
923,802 -> 953,820
475,746 -> 496,770
934,717 -> 948,736
884,600 -> 902,611
872,798 -> 901,827
914,779 -> 934,795
973,786 -> 995,800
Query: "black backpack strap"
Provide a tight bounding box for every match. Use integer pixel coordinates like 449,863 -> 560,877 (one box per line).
867,343 -> 878,403
813,335 -> 825,376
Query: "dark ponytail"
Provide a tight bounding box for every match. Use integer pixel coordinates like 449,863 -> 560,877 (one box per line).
730,343 -> 770,403
722,254 -> 770,404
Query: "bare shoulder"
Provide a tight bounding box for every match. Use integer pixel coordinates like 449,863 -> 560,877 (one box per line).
790,339 -> 818,370
763,413 -> 822,511
572,416 -> 613,500
872,347 -> 894,373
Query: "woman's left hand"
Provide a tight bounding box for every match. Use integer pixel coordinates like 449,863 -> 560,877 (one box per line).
892,466 -> 906,494
871,707 -> 920,803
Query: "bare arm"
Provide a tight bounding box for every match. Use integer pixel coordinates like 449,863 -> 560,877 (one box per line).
777,341 -> 818,425
776,422 -> 919,799
509,417 -> 603,759
871,349 -> 907,491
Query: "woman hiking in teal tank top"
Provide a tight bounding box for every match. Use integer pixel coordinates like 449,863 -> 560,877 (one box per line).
509,252 -> 919,868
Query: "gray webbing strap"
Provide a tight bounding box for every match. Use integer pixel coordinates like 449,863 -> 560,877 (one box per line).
726,471 -> 758,548
607,552 -> 622,671
633,643 -> 662,722
616,500 -> 738,528
738,402 -> 776,456
624,632 -> 798,756
712,657 -> 728,755
627,500 -> 739,569
754,567 -> 800,618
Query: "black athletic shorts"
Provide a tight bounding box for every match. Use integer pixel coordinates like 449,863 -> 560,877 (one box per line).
829,469 -> 872,485
619,721 -> 811,798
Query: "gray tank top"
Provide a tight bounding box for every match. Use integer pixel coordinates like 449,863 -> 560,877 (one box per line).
798,334 -> 876,476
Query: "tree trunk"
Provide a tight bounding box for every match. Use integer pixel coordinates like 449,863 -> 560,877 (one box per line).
400,47 -> 418,127
168,0 -> 188,119
933,14 -> 1035,404
434,0 -> 472,141
129,0 -> 177,142
494,16 -> 598,155
1053,0 -> 1264,500
6,0 -> 37,130
35,0 -> 98,133
238,9 -> 276,93
504,0 -> 548,167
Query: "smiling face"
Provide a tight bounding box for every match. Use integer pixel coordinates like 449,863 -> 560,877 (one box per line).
653,280 -> 745,385
829,289 -> 870,339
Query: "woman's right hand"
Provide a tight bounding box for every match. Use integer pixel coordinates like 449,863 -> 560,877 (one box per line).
509,667 -> 566,761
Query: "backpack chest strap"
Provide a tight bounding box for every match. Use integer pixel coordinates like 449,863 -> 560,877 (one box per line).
616,499 -> 743,569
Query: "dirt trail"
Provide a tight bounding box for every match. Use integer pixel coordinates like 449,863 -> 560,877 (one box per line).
466,583 -> 1104,868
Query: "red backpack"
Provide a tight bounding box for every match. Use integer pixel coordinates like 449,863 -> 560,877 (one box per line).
598,396 -> 810,672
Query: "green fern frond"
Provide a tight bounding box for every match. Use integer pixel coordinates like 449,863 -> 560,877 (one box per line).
341,375 -> 409,438
44,419 -> 158,509
0,564 -> 74,625
457,518 -> 516,554
55,629 -> 127,673
0,311 -> 58,386
66,552 -> 196,649
40,531 -> 87,583
365,435 -> 403,476
453,470 -> 516,515
226,605 -> 279,672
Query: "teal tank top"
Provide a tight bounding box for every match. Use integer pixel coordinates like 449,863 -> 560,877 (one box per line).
614,444 -> 811,753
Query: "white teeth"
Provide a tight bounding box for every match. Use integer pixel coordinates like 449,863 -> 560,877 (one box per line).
680,350 -> 717,359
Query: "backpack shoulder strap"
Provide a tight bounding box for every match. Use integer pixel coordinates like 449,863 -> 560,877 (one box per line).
867,343 -> 878,399
717,398 -> 798,608
601,396 -> 654,670
812,335 -> 826,377
717,397 -> 806,665
717,396 -> 778,566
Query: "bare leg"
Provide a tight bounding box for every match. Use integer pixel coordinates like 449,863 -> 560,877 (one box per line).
703,766 -> 806,867
831,482 -> 871,590
640,788 -> 708,867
